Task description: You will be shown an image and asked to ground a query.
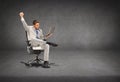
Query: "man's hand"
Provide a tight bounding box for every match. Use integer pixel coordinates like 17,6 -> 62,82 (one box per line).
45,33 -> 53,40
19,12 -> 24,18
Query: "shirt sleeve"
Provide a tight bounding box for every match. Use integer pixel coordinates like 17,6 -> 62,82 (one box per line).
39,29 -> 45,40
21,17 -> 29,31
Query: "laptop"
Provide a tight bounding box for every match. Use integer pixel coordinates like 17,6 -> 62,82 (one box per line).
48,26 -> 55,34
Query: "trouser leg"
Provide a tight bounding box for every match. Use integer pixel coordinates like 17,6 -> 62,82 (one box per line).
30,39 -> 46,47
43,44 -> 50,61
30,39 -> 50,61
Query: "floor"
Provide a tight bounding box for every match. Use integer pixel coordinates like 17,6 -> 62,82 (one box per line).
0,49 -> 120,82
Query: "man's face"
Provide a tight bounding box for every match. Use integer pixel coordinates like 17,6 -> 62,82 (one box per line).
34,23 -> 40,29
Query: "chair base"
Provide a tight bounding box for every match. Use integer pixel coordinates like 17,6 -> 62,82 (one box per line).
26,55 -> 44,67
21,54 -> 56,68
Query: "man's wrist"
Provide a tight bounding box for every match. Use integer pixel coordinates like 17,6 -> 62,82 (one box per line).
21,17 -> 24,21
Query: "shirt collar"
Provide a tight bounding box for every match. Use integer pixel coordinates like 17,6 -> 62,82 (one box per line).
32,26 -> 40,31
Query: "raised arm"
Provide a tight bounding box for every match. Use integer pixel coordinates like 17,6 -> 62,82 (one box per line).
19,12 -> 29,31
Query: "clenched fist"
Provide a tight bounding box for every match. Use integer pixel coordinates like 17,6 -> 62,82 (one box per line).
19,12 -> 24,17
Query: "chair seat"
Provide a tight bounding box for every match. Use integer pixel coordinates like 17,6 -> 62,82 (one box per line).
32,46 -> 44,50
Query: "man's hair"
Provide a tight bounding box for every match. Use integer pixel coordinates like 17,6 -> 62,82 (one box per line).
33,20 -> 39,25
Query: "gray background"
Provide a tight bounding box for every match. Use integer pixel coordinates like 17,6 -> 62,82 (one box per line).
0,0 -> 120,51
0,0 -> 120,82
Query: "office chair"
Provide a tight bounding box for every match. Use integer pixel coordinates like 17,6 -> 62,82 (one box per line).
23,31 -> 45,67
22,31 -> 58,67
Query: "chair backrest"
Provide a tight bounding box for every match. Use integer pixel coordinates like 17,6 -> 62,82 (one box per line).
25,31 -> 31,46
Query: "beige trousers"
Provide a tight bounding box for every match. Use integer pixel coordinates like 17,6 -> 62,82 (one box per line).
30,39 -> 50,61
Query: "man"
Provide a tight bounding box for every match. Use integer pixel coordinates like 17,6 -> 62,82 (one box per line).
19,12 -> 52,68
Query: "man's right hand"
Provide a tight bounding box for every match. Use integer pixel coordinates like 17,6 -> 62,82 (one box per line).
19,12 -> 24,18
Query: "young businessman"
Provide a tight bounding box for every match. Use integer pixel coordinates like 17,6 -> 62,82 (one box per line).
19,12 -> 52,68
